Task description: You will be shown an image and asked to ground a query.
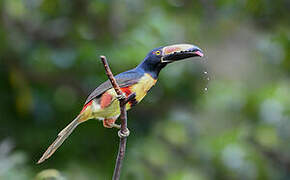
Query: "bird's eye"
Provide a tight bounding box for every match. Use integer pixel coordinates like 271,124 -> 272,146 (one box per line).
155,51 -> 161,55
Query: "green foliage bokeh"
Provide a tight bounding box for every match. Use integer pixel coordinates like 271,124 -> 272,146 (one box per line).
0,0 -> 289,179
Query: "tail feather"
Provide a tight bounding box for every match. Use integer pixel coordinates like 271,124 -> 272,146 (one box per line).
37,115 -> 82,164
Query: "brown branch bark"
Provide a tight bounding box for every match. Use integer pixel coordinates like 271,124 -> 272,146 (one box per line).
100,55 -> 135,180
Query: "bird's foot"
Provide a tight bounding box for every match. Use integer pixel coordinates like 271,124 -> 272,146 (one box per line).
103,119 -> 120,129
112,123 -> 121,129
116,93 -> 126,100
118,128 -> 130,138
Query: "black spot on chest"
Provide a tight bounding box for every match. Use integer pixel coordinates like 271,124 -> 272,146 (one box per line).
129,98 -> 138,107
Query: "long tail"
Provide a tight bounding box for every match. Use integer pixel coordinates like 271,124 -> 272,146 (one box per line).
37,114 -> 83,164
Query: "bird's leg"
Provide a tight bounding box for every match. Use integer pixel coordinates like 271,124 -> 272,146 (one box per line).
112,124 -> 121,129
103,119 -> 120,129
116,92 -> 126,101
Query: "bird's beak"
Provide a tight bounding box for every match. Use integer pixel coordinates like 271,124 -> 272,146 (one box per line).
161,44 -> 204,63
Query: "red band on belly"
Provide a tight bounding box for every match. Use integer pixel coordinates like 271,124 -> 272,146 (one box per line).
81,100 -> 92,113
120,87 -> 132,96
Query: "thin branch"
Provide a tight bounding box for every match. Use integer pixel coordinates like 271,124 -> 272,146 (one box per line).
100,56 -> 123,96
100,55 -> 135,180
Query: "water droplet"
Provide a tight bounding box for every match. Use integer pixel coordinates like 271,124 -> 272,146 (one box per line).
201,57 -> 210,93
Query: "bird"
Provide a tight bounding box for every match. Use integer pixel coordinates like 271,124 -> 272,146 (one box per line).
37,43 -> 204,164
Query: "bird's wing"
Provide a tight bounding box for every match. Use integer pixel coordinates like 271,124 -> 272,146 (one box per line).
84,70 -> 143,105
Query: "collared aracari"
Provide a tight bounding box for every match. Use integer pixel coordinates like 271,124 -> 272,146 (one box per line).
38,44 -> 204,164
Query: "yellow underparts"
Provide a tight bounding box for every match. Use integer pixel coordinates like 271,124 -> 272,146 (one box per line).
85,73 -> 157,121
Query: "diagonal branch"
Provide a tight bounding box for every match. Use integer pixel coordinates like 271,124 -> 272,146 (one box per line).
100,56 -> 124,97
100,55 -> 135,180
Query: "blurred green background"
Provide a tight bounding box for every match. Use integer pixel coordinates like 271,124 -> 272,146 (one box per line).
1,0 -> 290,179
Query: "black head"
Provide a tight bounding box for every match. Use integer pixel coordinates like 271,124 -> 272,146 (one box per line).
137,44 -> 204,78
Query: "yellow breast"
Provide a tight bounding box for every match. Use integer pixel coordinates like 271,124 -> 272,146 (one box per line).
92,73 -> 157,119
129,73 -> 157,102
